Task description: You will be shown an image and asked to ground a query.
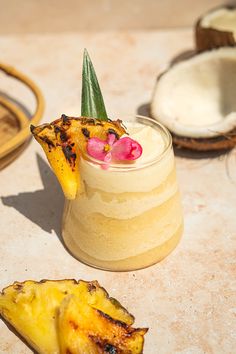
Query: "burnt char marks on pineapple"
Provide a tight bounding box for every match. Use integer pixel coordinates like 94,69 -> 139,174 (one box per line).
40,136 -> 55,151
52,120 -> 77,167
31,124 -> 55,151
80,117 -> 103,126
30,123 -> 53,135
53,125 -> 61,134
13,283 -> 24,291
87,282 -> 97,292
114,119 -> 127,134
60,129 -> 68,143
61,114 -> 70,124
80,117 -> 96,125
107,128 -> 119,140
89,336 -> 119,354
53,123 -> 69,142
30,124 -> 35,133
81,127 -> 90,138
69,320 -> 78,330
66,349 -> 73,354
62,145 -> 76,169
104,344 -> 118,354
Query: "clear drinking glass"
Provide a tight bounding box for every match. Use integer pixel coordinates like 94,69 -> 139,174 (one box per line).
62,115 -> 183,271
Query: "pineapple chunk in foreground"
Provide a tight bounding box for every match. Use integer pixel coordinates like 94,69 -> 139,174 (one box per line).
58,295 -> 147,354
0,279 -> 147,353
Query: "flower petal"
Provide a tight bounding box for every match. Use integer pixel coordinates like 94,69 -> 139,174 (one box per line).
111,137 -> 142,161
87,137 -> 108,161
107,133 -> 117,146
104,151 -> 112,163
101,152 -> 112,170
130,140 -> 143,159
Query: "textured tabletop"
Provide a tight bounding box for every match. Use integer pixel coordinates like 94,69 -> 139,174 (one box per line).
0,29 -> 236,354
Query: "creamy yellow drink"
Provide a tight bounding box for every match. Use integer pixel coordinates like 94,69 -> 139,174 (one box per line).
62,116 -> 183,271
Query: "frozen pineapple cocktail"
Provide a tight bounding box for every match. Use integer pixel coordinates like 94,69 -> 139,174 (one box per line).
63,115 -> 183,270
31,50 -> 183,271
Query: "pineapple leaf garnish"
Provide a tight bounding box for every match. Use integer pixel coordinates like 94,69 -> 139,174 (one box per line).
81,49 -> 108,121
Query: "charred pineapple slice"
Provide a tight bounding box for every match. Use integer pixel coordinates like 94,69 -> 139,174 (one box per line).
58,295 -> 148,354
0,279 -> 136,353
31,115 -> 126,199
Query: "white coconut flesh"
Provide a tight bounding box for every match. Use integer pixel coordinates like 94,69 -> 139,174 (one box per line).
151,48 -> 236,138
201,8 -> 236,40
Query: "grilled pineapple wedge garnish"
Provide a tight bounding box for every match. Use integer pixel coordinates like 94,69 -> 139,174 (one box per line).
58,295 -> 148,354
0,279 -> 147,354
31,116 -> 126,199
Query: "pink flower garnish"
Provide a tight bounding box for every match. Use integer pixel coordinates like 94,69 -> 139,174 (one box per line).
87,133 -> 142,164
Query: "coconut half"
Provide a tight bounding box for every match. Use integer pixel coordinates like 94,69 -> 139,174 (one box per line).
196,7 -> 236,52
151,47 -> 236,151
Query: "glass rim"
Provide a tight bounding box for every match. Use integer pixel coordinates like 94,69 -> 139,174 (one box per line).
81,115 -> 173,171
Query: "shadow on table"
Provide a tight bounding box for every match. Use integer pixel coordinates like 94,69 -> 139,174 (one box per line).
173,146 -> 230,159
1,154 -> 64,240
170,49 -> 196,66
137,102 -> 150,117
0,90 -> 32,118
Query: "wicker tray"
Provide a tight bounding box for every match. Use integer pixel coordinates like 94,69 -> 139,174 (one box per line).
0,63 -> 44,169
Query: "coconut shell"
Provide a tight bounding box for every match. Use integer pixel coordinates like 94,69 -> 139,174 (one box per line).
150,101 -> 236,152
172,128 -> 236,151
150,48 -> 236,153
196,7 -> 236,52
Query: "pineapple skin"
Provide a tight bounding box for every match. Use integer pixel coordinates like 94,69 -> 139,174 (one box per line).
31,116 -> 126,200
0,279 -> 143,354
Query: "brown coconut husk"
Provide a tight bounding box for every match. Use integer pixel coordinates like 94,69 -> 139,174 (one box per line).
172,128 -> 236,151
196,6 -> 236,52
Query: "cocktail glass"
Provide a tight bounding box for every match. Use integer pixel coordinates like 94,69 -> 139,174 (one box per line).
62,115 -> 183,271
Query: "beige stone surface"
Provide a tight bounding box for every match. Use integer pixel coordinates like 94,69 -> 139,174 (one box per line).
0,0 -> 227,33
0,29 -> 236,353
